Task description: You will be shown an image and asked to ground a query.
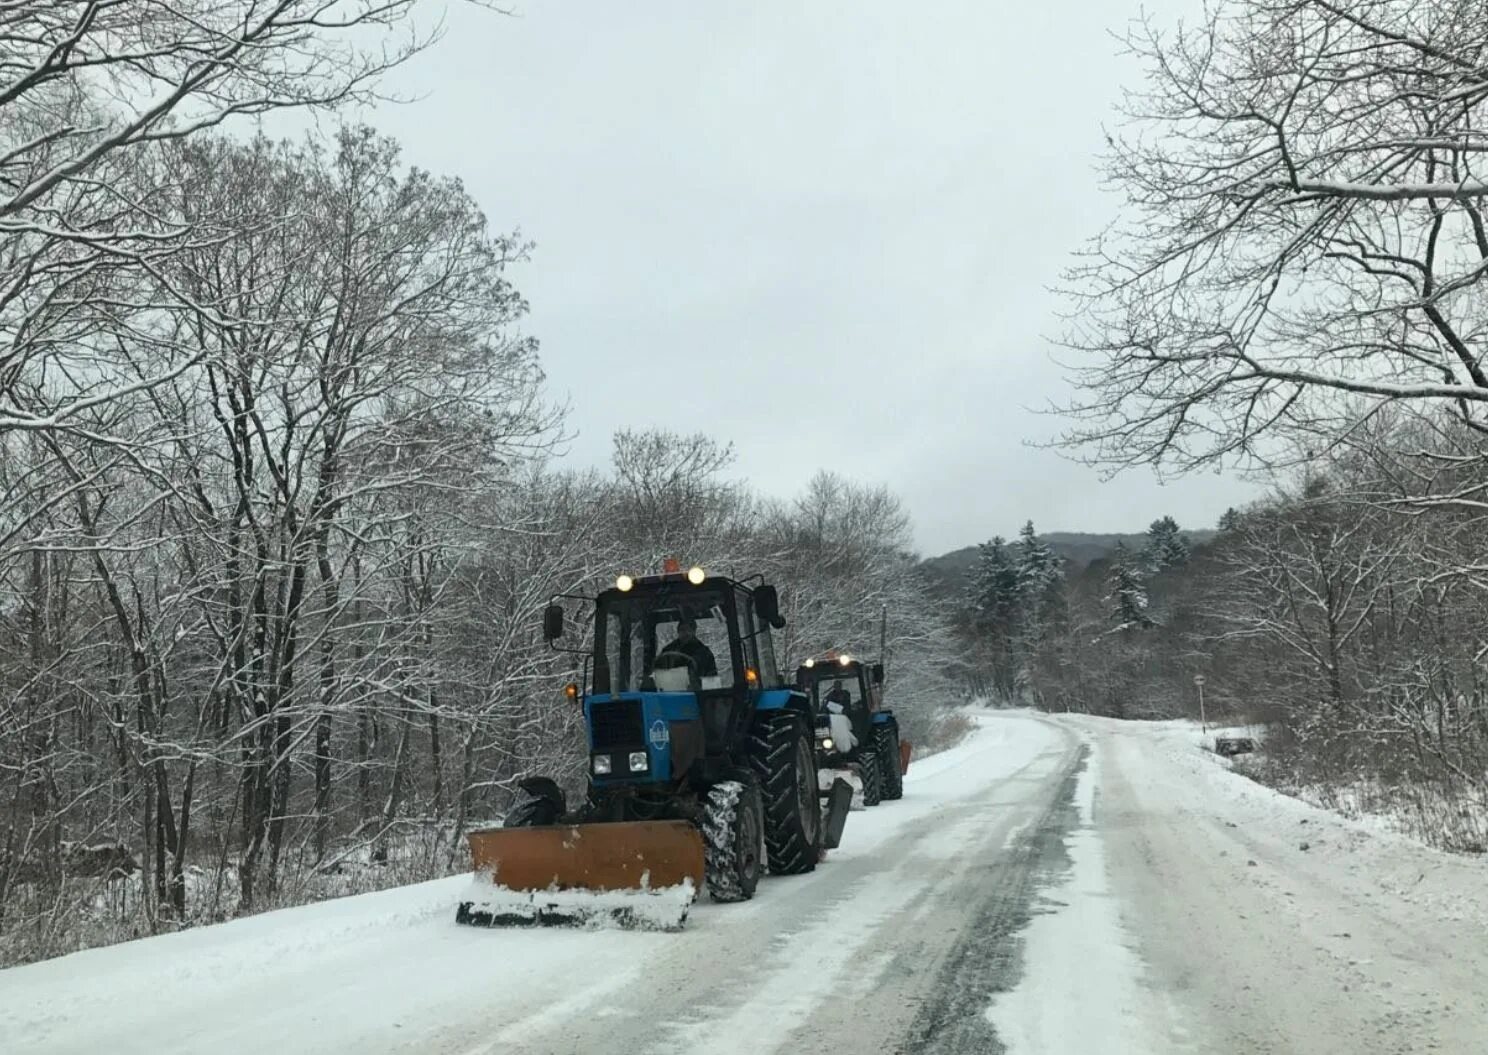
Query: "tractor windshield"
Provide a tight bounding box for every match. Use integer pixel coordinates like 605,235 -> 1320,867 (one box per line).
597,585 -> 735,693
806,669 -> 861,711
820,677 -> 858,708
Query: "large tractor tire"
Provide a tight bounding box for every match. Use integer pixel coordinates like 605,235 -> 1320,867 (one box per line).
876,725 -> 904,801
749,711 -> 822,875
703,780 -> 763,902
859,749 -> 883,807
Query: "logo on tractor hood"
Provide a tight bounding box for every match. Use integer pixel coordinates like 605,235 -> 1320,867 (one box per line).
648,719 -> 670,749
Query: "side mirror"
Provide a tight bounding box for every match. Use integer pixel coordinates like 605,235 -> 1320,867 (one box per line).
871,663 -> 885,685
755,585 -> 786,629
542,604 -> 564,642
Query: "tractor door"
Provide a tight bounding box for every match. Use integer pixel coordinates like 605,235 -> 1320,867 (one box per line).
848,666 -> 873,749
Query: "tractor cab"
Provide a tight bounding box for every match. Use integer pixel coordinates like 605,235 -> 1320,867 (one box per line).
543,562 -> 790,793
796,653 -> 883,758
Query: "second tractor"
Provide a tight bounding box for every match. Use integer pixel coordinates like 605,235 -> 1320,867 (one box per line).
796,652 -> 906,807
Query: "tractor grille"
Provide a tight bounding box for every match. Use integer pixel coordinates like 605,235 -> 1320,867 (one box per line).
590,699 -> 645,750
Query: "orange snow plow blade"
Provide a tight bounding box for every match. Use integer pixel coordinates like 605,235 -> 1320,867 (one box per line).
466,820 -> 704,891
455,821 -> 704,931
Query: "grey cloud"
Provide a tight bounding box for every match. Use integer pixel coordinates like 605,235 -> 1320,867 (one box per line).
359,0 -> 1256,553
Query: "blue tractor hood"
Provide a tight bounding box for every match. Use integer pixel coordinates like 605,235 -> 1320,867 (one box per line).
584,692 -> 703,786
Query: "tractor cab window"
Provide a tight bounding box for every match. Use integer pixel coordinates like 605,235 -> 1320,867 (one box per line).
820,676 -> 858,711
598,586 -> 736,693
734,586 -> 760,680
749,596 -> 780,687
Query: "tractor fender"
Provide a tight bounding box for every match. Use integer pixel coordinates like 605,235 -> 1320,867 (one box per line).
755,687 -> 811,721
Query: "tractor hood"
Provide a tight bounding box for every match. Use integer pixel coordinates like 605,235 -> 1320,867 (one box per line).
585,692 -> 705,785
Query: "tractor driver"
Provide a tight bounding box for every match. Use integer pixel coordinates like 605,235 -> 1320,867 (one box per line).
824,678 -> 852,709
659,616 -> 718,678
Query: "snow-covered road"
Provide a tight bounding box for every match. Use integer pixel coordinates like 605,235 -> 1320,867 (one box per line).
5,712 -> 1487,1055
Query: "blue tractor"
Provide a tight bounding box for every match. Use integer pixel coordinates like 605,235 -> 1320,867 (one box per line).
796,652 -> 905,806
458,562 -> 851,929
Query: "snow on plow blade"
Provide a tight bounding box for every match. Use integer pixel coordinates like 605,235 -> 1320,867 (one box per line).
455,820 -> 704,932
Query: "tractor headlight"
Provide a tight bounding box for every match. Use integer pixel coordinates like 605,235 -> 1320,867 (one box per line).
822,737 -> 834,751
616,574 -> 634,592
592,754 -> 612,775
839,654 -> 852,666
628,751 -> 648,772
804,658 -> 815,668
686,565 -> 706,585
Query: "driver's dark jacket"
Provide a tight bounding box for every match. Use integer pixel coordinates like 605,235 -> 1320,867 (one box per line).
660,636 -> 718,677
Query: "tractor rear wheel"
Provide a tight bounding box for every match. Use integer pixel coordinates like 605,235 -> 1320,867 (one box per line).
876,725 -> 904,801
859,748 -> 883,807
703,780 -> 763,902
749,711 -> 821,874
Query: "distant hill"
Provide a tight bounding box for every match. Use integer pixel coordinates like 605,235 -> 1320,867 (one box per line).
919,530 -> 1217,597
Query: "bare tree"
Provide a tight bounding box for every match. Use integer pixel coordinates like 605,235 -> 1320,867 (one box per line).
0,0 -> 483,439
1064,0 -> 1488,471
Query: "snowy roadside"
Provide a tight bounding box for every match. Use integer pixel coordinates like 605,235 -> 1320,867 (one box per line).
1062,713 -> 1488,1053
1064,713 -> 1488,929
978,711 -> 1488,1054
1099,714 -> 1486,854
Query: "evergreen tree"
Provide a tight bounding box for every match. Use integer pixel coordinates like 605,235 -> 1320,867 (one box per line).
1106,541 -> 1155,629
1142,515 -> 1190,572
967,536 -> 1023,701
1009,521 -> 1065,641
1010,522 -> 1068,699
969,536 -> 1021,630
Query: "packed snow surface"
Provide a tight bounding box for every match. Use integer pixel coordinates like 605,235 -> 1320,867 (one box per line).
4,710 -> 1486,1055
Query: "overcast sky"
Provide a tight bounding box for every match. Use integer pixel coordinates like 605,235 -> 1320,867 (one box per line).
358,0 -> 1257,555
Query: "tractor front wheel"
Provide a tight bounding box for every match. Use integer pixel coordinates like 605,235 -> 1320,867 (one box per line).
703,780 -> 763,902
503,791 -> 560,828
749,712 -> 822,874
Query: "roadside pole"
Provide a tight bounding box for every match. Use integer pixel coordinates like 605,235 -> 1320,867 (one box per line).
1194,674 -> 1207,734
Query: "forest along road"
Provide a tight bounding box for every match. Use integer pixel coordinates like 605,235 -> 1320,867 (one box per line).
5,713 -> 1488,1055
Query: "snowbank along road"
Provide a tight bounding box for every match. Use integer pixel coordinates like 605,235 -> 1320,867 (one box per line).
4,711 -> 1487,1054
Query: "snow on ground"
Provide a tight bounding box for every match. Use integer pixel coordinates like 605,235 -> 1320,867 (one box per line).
10,709 -> 1485,1055
977,712 -> 1488,1055
827,710 -> 1059,860
1070,712 -> 1488,927
984,731 -> 1188,1055
1066,712 -> 1488,1053
0,710 -> 1064,1055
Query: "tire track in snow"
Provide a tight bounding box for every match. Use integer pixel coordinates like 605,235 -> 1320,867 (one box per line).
896,742 -> 1086,1055
479,722 -> 1077,1055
